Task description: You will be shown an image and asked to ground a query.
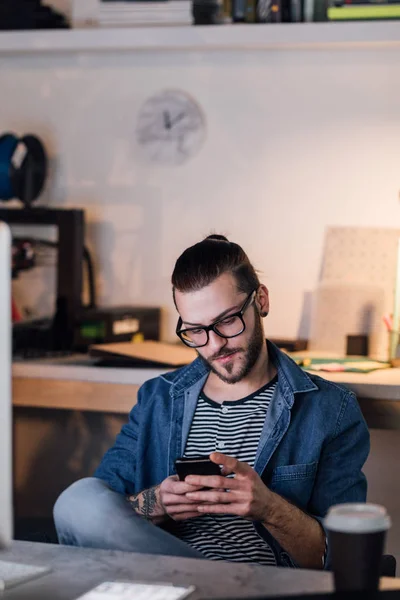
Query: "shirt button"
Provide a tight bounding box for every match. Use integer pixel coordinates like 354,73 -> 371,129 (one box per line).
222,407 -> 229,414
217,441 -> 225,449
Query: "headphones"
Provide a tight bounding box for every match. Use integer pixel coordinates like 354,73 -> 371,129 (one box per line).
0,133 -> 47,207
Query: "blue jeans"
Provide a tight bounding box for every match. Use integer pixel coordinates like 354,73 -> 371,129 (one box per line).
53,478 -> 204,558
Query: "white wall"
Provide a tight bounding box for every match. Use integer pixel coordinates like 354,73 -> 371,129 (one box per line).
1,41 -> 400,341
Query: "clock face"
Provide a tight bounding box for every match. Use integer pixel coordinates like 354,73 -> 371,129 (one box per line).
136,90 -> 206,166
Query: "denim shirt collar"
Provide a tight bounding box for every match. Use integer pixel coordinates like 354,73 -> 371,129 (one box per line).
266,340 -> 318,407
169,355 -> 208,398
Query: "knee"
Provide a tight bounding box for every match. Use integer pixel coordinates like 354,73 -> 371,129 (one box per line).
53,477 -> 108,541
54,477 -> 136,549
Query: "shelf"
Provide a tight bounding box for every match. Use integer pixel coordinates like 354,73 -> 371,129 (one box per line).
0,21 -> 400,54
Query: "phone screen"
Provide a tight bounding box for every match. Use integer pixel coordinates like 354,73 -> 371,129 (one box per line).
175,457 -> 221,481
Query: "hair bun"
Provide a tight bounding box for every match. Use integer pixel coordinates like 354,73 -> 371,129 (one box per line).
206,234 -> 229,242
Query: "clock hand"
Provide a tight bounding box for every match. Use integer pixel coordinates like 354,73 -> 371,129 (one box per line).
170,112 -> 186,128
163,111 -> 172,130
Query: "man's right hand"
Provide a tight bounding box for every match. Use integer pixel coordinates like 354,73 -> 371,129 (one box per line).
127,475 -> 203,523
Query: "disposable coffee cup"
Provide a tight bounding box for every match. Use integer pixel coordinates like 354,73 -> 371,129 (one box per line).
325,503 -> 391,592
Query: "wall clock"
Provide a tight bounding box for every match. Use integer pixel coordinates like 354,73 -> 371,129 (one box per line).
136,90 -> 206,166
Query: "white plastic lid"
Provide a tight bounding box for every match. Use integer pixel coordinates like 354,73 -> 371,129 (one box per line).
325,503 -> 391,534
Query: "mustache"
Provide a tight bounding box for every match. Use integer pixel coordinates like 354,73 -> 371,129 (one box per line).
210,348 -> 242,361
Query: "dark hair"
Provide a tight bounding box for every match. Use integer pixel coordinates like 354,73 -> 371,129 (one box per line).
172,234 -> 260,297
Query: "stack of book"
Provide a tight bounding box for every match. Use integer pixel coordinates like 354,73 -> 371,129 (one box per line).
72,0 -> 191,27
99,0 -> 192,26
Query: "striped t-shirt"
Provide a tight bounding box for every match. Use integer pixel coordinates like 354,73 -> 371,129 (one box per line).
172,376 -> 278,565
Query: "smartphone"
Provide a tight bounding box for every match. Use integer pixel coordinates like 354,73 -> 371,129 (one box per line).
175,456 -> 221,481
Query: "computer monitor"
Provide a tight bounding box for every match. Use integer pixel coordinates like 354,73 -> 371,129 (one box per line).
0,221 -> 12,548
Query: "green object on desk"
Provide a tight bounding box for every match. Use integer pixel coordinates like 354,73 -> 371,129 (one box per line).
290,356 -> 391,373
328,4 -> 400,20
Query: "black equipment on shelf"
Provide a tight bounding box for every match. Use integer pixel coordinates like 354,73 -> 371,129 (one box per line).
1,206 -> 162,358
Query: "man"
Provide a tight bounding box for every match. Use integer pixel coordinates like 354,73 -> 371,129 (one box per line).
54,234 -> 369,570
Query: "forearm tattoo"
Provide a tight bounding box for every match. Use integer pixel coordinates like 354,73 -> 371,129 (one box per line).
128,487 -> 158,520
141,487 -> 158,519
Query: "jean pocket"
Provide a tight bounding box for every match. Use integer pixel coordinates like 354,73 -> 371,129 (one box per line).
271,461 -> 319,482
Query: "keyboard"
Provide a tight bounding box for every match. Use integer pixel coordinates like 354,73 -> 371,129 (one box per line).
0,559 -> 50,590
77,582 -> 196,600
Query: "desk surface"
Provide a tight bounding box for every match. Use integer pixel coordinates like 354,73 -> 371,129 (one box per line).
12,354 -> 400,402
12,356 -> 165,387
1,541 -> 399,600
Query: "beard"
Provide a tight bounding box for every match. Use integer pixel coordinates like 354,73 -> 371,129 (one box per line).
197,313 -> 265,384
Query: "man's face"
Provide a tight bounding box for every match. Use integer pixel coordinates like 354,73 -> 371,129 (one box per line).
175,273 -> 266,385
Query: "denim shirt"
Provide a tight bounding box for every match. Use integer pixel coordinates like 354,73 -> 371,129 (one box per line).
95,340 -> 370,569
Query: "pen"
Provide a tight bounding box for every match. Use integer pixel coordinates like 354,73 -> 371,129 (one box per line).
383,314 -> 393,332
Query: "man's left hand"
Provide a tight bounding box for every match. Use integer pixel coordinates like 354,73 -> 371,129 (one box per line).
185,452 -> 273,521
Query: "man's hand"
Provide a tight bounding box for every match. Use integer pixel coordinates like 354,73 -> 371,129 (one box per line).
159,475 -> 205,521
185,452 -> 272,521
127,476 -> 204,524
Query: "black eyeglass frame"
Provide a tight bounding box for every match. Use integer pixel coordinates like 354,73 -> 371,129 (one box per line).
176,289 -> 257,348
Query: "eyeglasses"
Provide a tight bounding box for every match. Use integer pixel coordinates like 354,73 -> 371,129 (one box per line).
176,290 -> 257,349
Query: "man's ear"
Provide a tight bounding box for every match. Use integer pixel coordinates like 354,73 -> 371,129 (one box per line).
256,284 -> 269,317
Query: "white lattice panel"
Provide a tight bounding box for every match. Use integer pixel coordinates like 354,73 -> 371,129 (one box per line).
321,227 -> 400,288
310,227 -> 400,360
